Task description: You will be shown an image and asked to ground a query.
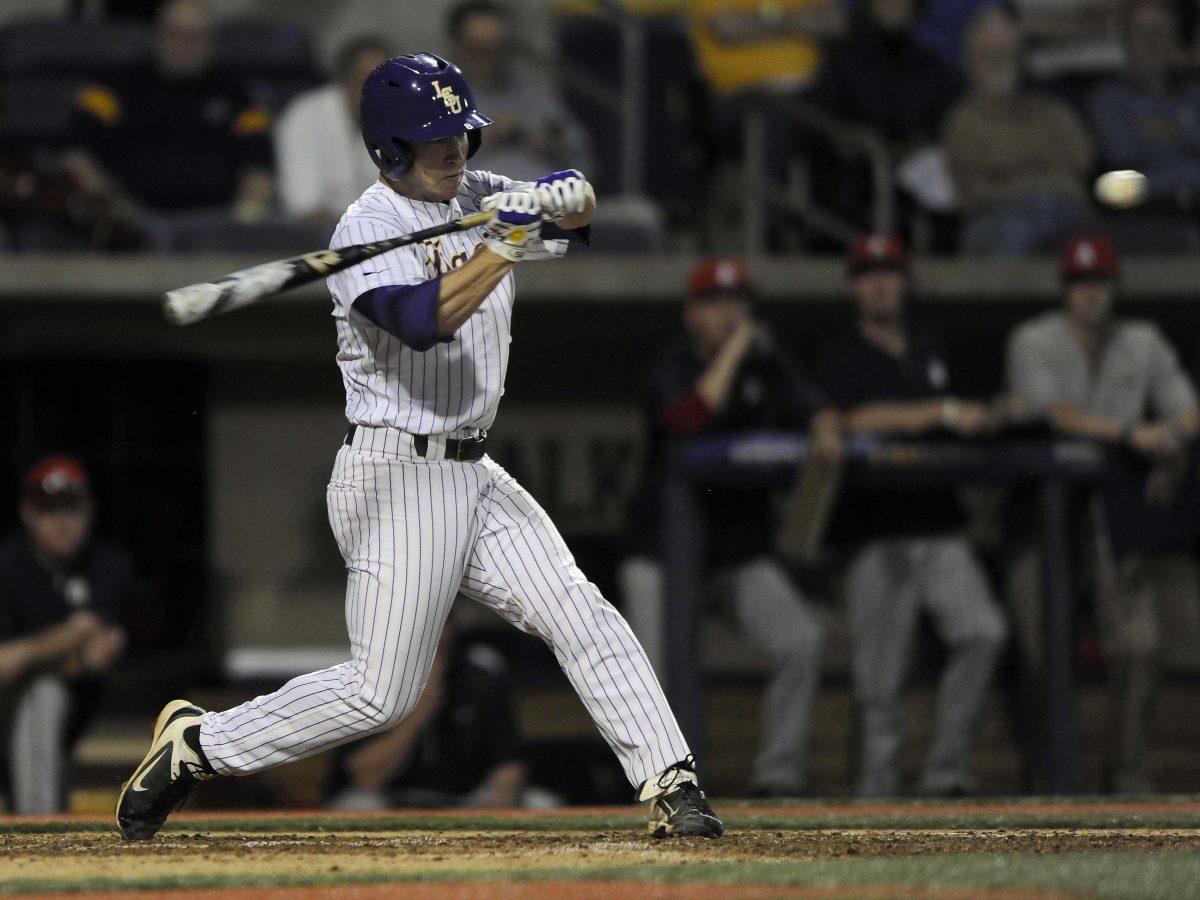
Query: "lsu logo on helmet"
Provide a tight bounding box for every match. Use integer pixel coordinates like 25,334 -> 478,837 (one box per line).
431,80 -> 463,114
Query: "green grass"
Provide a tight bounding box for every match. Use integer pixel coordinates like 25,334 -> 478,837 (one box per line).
4,802 -> 1198,835
3,855 -> 1200,898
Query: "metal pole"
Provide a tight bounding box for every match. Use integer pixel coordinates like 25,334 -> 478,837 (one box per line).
742,103 -> 767,253
619,14 -> 644,197
662,463 -> 705,759
1040,479 -> 1079,793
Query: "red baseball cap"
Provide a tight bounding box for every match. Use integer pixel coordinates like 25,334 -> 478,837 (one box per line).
687,258 -> 750,299
1061,234 -> 1119,282
846,234 -> 907,276
23,455 -> 90,505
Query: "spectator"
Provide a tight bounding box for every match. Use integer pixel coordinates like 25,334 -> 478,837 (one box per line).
62,0 -> 275,231
1086,0 -> 1200,249
0,457 -> 128,814
943,5 -> 1096,254
687,0 -> 846,98
817,235 -> 1007,797
275,37 -> 391,227
447,0 -> 592,181
325,617 -> 532,810
1006,234 -> 1200,793
808,0 -> 964,226
620,259 -> 835,797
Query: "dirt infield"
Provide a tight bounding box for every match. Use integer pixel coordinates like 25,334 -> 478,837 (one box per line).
2,802 -> 1199,897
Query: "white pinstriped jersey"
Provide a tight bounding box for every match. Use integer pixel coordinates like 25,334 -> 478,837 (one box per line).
327,171 -> 569,436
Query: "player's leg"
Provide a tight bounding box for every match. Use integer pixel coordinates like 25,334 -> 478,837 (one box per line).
844,539 -> 920,797
118,448 -> 481,838
458,459 -> 720,837
730,556 -> 824,795
1095,551 -> 1160,792
915,536 -> 1007,795
199,452 -> 478,771
9,675 -> 72,813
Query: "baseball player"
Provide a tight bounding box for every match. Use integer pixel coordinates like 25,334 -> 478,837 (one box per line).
117,53 -> 722,839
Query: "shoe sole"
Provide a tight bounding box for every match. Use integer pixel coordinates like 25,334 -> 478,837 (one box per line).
649,814 -> 725,839
115,699 -> 202,841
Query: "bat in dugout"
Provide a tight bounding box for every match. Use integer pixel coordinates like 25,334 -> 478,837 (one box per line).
161,209 -> 496,326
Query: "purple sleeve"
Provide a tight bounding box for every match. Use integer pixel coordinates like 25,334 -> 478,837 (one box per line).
351,279 -> 449,351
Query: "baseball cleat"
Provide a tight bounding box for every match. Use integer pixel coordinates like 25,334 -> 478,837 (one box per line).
116,700 -> 215,840
647,781 -> 724,838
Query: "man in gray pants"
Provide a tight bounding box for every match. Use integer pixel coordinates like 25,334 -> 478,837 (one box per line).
817,236 -> 1007,797
0,457 -> 127,812
1006,234 -> 1200,792
621,258 -> 838,796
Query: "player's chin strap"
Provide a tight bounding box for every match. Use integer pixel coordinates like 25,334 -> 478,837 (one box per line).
637,755 -> 700,802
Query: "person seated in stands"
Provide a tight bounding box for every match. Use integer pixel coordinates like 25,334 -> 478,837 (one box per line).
62,0 -> 274,233
274,36 -> 391,228
619,258 -> 838,797
1006,234 -> 1200,793
687,0 -> 846,100
1085,0 -> 1200,250
807,0 -> 964,234
446,0 -> 591,181
0,457 -> 128,814
817,236 -> 1007,797
325,616 -> 532,810
943,5 -> 1096,255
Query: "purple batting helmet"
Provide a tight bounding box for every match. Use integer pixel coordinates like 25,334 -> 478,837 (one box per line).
360,52 -> 492,179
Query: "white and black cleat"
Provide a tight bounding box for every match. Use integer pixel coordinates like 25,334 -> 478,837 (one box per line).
647,781 -> 725,838
642,760 -> 724,838
116,700 -> 215,840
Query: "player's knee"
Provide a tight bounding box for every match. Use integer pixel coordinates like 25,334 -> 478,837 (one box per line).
351,691 -> 413,733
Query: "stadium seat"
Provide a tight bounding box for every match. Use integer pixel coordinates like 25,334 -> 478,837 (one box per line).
0,77 -> 84,147
153,214 -> 332,255
585,195 -> 669,253
0,19 -> 153,77
214,19 -> 316,76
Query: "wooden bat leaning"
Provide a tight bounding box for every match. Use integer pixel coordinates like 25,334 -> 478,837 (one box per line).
162,209 -> 496,326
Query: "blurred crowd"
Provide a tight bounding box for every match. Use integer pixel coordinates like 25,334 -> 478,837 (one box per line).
621,233 -> 1200,797
3,0 -> 1200,254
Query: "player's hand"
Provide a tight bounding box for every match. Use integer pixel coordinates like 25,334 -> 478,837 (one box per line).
0,641 -> 30,684
480,191 -> 544,262
1127,422 -> 1184,461
533,169 -> 589,218
941,399 -> 994,437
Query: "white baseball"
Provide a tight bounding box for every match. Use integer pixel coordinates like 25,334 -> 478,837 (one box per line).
1094,170 -> 1148,209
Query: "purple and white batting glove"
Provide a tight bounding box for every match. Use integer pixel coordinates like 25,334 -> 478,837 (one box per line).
534,169 -> 589,218
480,190 -> 544,262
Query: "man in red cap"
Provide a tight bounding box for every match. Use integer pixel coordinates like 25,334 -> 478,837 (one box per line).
619,257 -> 837,796
0,456 -> 129,812
817,234 -> 1007,797
1006,233 -> 1200,792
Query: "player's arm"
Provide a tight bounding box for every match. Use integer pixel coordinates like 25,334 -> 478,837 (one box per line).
352,252 -> 514,350
845,399 -> 993,437
0,612 -> 106,684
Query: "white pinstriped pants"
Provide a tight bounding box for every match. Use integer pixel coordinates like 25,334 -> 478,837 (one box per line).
199,434 -> 691,788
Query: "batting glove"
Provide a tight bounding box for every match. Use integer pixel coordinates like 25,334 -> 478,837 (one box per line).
534,169 -> 589,218
480,190 -> 544,262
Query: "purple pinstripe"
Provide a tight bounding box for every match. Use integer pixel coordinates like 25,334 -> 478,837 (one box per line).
196,171 -> 692,789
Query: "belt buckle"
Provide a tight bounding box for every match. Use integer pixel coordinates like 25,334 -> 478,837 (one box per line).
455,440 -> 465,462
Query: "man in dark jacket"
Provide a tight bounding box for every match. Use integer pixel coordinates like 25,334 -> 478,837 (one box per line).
620,258 -> 836,796
817,236 -> 1006,796
0,457 -> 129,813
